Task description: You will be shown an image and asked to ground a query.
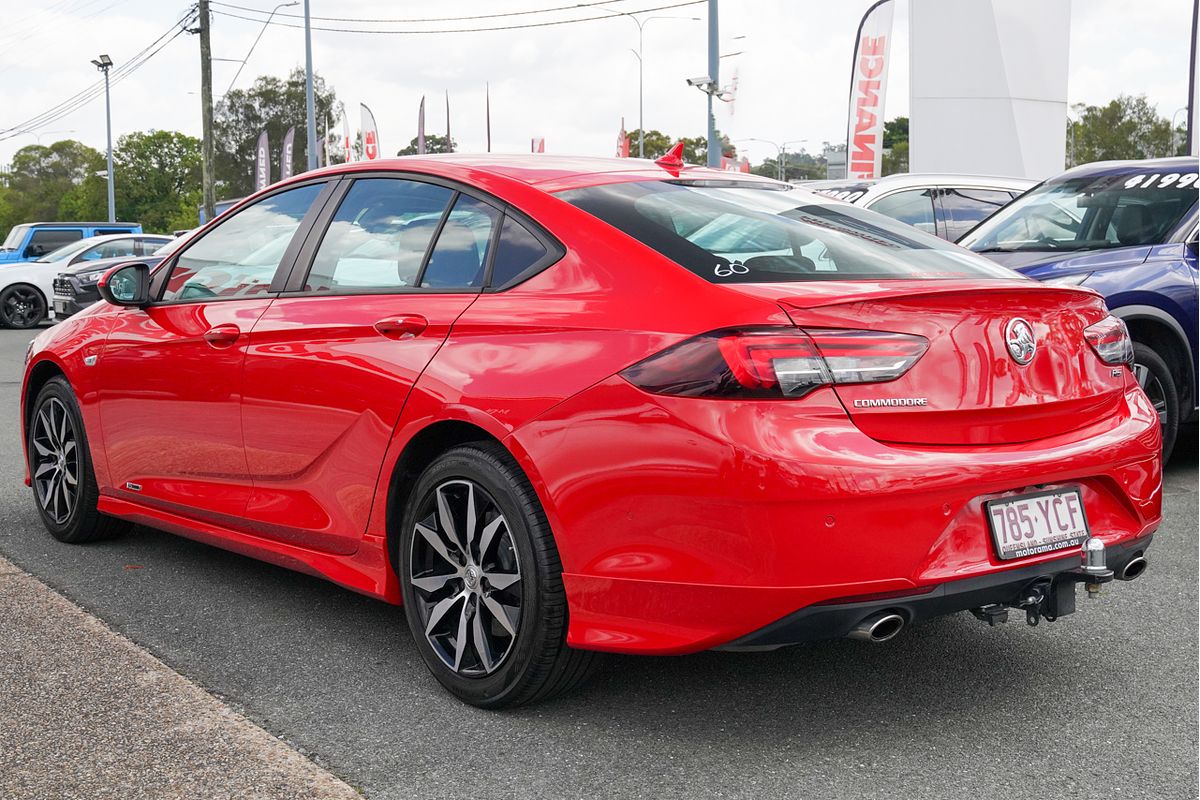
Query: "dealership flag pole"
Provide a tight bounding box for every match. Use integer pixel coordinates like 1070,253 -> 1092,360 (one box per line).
846,0 -> 894,179
253,129 -> 270,190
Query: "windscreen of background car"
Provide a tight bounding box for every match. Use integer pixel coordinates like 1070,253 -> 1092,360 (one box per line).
558,181 -> 1015,283
960,170 -> 1199,252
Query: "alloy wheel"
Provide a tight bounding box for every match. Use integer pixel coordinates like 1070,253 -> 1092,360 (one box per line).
3,286 -> 44,328
1131,362 -> 1168,427
409,479 -> 523,677
32,397 -> 78,525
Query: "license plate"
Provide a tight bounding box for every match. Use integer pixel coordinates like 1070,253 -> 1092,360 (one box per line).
985,488 -> 1090,561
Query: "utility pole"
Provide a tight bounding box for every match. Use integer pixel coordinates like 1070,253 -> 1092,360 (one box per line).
198,0 -> 216,221
303,0 -> 317,171
91,55 -> 115,222
706,0 -> 720,168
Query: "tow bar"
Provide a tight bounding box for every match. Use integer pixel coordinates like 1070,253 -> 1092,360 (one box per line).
971,536 -> 1116,628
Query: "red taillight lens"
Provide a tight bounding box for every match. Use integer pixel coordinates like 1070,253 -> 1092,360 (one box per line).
621,327 -> 928,399
1084,315 -> 1133,365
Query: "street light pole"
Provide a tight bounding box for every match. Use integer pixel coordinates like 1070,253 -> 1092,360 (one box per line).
303,0 -> 317,171
706,0 -> 720,168
91,54 -> 115,222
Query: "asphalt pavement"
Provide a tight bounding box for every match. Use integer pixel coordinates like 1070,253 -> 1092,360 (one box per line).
0,325 -> 1196,799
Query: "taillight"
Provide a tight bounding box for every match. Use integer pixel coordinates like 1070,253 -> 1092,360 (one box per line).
1084,315 -> 1133,365
621,327 -> 928,399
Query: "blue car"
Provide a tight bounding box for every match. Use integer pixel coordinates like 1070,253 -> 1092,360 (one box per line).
961,157 -> 1198,459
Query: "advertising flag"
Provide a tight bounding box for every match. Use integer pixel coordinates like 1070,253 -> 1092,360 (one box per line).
616,118 -> 630,157
846,0 -> 894,180
253,129 -> 270,191
445,90 -> 452,152
361,103 -> 380,160
531,137 -> 545,153
485,83 -> 492,152
342,107 -> 352,162
280,126 -> 296,180
417,96 -> 426,155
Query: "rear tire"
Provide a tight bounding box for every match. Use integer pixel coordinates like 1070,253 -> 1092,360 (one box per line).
28,376 -> 130,543
1131,342 -> 1179,462
398,442 -> 595,708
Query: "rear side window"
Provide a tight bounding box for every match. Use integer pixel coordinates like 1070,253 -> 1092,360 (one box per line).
490,216 -> 549,287
420,194 -> 500,289
940,188 -> 1013,239
306,178 -> 454,292
868,189 -> 937,235
559,180 -> 1013,283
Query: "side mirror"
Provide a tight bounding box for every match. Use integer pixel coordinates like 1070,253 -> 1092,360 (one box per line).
23,244 -> 42,259
98,262 -> 151,307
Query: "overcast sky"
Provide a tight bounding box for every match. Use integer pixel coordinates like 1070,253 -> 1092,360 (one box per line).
0,0 -> 1194,169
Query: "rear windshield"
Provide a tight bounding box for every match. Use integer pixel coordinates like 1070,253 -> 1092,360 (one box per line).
961,169 -> 1199,252
557,180 -> 1014,283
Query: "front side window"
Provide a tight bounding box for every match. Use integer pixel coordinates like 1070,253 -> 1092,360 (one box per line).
27,229 -> 83,257
559,180 -> 1012,283
305,178 -> 454,292
961,169 -> 1199,252
163,182 -> 323,301
867,189 -> 937,235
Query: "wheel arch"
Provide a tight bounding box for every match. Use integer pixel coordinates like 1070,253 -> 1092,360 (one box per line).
23,358 -> 68,435
1114,305 -> 1196,414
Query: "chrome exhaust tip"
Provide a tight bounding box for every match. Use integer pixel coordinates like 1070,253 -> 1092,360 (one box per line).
848,611 -> 906,643
1117,555 -> 1148,582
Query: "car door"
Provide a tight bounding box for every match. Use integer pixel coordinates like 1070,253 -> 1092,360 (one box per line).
96,181 -> 332,522
239,176 -> 501,554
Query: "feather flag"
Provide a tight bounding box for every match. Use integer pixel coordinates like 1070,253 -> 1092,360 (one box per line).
417,96 -> 426,155
361,103 -> 380,160
253,129 -> 270,191
342,107 -> 352,162
616,118 -> 630,158
485,83 -> 492,153
279,126 -> 295,180
445,90 -> 452,152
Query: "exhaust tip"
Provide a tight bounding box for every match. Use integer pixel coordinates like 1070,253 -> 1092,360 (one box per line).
1118,555 -> 1147,581
848,611 -> 906,643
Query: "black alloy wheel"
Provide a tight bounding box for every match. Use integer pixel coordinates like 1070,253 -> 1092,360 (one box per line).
1,284 -> 47,329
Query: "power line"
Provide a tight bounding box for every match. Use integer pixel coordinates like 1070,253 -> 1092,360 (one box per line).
0,9 -> 197,142
208,1 -> 704,35
210,0 -> 646,24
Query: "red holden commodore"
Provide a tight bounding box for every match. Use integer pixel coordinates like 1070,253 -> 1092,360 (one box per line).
21,153 -> 1161,708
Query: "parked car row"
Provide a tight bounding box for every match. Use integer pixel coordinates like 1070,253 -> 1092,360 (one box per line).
19,150 -> 1182,708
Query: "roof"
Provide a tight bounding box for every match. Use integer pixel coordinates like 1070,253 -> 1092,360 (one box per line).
294,153 -> 782,193
1051,156 -> 1200,181
15,221 -> 141,228
813,173 -> 1035,191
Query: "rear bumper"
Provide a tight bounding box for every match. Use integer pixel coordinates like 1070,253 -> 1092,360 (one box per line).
515,377 -> 1163,656
718,533 -> 1153,650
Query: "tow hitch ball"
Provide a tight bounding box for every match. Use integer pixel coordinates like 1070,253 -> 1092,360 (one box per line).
971,537 -> 1116,628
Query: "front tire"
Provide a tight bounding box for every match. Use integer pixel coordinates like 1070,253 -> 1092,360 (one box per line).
0,284 -> 47,329
28,377 -> 130,543
1131,343 -> 1180,461
398,443 -> 595,708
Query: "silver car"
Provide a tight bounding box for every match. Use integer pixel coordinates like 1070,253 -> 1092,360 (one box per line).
803,173 -> 1035,241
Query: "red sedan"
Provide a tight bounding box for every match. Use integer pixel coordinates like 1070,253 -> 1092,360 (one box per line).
21,154 -> 1161,708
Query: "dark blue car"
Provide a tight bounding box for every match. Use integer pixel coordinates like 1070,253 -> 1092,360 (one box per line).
961,157 -> 1198,459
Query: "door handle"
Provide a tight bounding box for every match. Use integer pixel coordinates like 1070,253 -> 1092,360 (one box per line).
374,315 -> 428,339
202,323 -> 241,348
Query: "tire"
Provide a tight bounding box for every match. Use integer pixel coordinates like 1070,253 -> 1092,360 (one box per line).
0,284 -> 47,329
27,376 -> 130,543
1131,342 -> 1180,462
398,442 -> 596,708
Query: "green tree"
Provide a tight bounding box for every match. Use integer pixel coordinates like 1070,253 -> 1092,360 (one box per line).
397,134 -> 456,155
110,130 -> 203,233
881,116 -> 909,175
882,116 -> 908,148
1068,94 -> 1183,166
3,140 -> 105,223
624,129 -> 735,164
214,68 -> 339,197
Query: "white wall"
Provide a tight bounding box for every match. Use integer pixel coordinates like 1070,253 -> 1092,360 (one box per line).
909,0 -> 1071,179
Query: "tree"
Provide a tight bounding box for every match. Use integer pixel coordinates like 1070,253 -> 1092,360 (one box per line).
881,116 -> 909,175
213,68 -> 339,197
882,116 -> 908,149
397,134 -> 456,156
110,131 -> 203,233
750,148 -> 827,182
1068,94 -> 1183,166
623,129 -> 735,164
3,140 -> 105,223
